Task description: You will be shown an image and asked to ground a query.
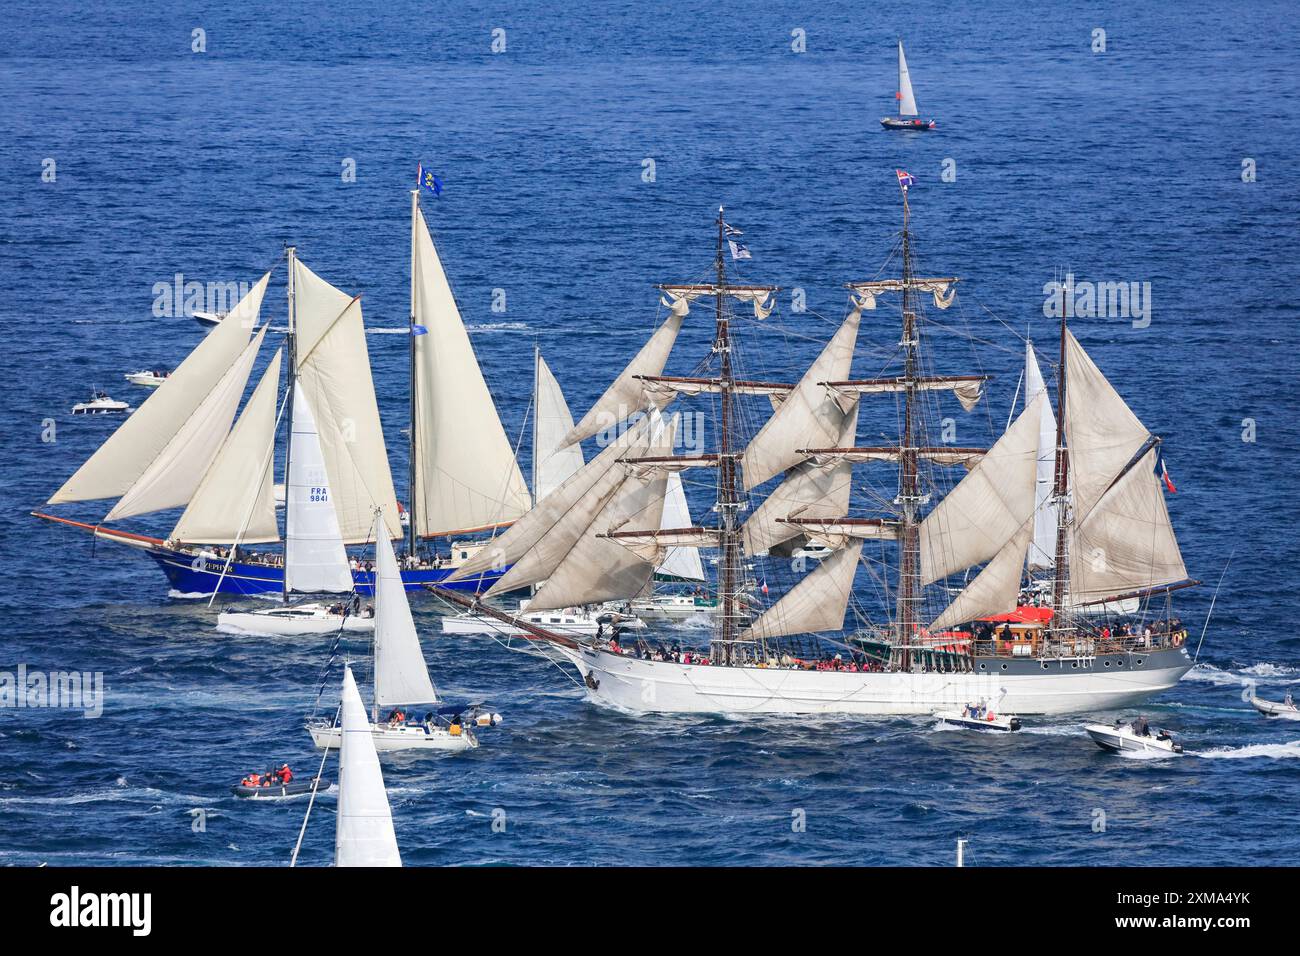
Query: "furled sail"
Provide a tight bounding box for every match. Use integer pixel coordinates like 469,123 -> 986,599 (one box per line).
411,206 -> 531,537
744,541 -> 863,641
655,471 -> 706,581
741,307 -> 861,490
371,511 -> 439,708
742,400 -> 859,555
520,415 -> 677,611
48,274 -> 267,504
104,325 -> 268,522
1024,340 -> 1058,570
1063,329 -> 1150,522
170,349 -> 283,545
929,520 -> 1034,633
449,414 -> 654,583
897,40 -> 918,116
284,383 -> 352,594
335,664 -> 401,868
533,349 -> 585,503
919,392 -> 1046,585
1069,448 -> 1186,602
292,259 -> 401,543
560,309 -> 685,449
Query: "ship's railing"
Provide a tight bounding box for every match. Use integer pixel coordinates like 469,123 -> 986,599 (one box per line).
974,627 -> 1188,660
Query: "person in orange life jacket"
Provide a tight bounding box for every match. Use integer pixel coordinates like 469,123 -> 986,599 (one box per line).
241,773 -> 260,788
278,764 -> 293,784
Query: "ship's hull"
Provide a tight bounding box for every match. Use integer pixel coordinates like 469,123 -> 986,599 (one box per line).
147,546 -> 507,596
554,644 -> 1194,716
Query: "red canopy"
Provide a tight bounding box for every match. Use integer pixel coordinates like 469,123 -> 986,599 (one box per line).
982,606 -> 1054,624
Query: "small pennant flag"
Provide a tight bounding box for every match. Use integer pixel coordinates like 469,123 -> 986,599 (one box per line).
723,222 -> 744,237
1155,451 -> 1177,493
416,163 -> 444,196
896,169 -> 916,190
411,324 -> 428,335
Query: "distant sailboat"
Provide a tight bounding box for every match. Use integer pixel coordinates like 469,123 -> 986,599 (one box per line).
881,39 -> 937,131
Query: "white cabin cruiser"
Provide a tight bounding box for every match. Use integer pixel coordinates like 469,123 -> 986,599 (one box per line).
1085,718 -> 1183,755
935,700 -> 1021,732
124,369 -> 170,388
71,390 -> 131,415
1250,694 -> 1300,720
218,601 -> 374,635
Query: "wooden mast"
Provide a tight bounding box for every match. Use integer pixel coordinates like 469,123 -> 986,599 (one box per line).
713,205 -> 743,665
1049,282 -> 1071,643
895,186 -> 922,665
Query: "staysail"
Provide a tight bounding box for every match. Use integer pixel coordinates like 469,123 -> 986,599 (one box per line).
1024,340 -> 1058,570
410,205 -> 531,538
335,664 -> 402,868
292,259 -> 401,543
49,274 -> 268,504
284,383 -> 352,594
929,520 -> 1034,633
103,325 -> 268,522
656,471 -> 706,581
744,541 -> 863,641
897,39 -> 918,116
533,348 -> 586,503
371,511 -> 439,708
170,350 -> 283,545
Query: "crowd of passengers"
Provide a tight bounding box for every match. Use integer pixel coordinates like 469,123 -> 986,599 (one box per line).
189,545 -> 451,572
597,633 -> 887,671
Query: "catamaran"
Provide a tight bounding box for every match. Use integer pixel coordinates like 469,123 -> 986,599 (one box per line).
881,39 -> 937,131
35,186 -> 533,597
434,183 -> 1198,717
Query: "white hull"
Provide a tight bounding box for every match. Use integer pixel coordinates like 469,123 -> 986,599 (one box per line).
1084,723 -> 1182,754
218,604 -> 375,636
1251,697 -> 1300,720
626,597 -> 721,623
556,645 -> 1193,716
935,710 -> 1021,732
309,721 -> 476,752
124,371 -> 167,388
442,608 -> 642,638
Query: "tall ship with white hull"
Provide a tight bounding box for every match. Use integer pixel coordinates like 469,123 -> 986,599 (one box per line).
434,181 -> 1197,716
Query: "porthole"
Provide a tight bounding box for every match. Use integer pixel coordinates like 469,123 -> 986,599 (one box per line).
1116,660 -> 1124,667
979,663 -> 987,670
1136,658 -> 1144,666
1000,664 -> 1008,671
1041,662 -> 1049,670
1104,661 -> 1111,667
1071,662 -> 1078,669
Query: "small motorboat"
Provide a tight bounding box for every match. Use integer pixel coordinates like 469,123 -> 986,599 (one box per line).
231,775 -> 325,799
218,601 -> 376,636
192,310 -> 224,329
71,390 -> 132,415
1085,718 -> 1183,755
124,369 -> 170,388
936,703 -> 1021,732
1250,694 -> 1300,720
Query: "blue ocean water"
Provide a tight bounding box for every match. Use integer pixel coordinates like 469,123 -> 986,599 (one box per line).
1,1 -> 1298,866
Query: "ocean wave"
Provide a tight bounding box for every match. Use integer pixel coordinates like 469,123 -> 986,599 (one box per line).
1195,741 -> 1300,760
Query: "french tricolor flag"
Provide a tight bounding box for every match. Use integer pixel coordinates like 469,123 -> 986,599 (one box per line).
1156,451 -> 1177,494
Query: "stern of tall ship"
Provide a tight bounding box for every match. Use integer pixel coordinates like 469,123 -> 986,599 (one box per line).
555,644 -> 1193,716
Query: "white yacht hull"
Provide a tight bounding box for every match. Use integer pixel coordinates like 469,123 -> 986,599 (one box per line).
442,609 -> 642,638
309,722 -> 476,752
1250,697 -> 1300,720
554,645 -> 1194,716
1084,723 -> 1183,754
218,605 -> 375,636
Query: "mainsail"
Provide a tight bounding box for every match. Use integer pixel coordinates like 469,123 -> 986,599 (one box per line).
371,511 -> 439,708
897,39 -> 919,117
410,204 -> 530,539
104,325 -> 268,522
335,664 -> 401,868
49,274 -> 268,504
284,383 -> 352,594
170,350 -> 283,545
292,259 -> 401,544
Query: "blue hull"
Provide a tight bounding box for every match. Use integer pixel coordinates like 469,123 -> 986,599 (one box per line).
146,547 -> 506,596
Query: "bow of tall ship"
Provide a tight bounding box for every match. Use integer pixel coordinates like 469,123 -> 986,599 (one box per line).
433,184 -> 1197,716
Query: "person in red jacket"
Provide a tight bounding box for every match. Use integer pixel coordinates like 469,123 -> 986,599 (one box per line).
278,764 -> 293,784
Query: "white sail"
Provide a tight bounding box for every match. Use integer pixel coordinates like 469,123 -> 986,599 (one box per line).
560,311 -> 684,449
1024,340 -> 1059,570
522,414 -> 677,611
742,308 -> 861,490
411,206 -> 531,538
742,400 -> 859,556
372,511 -> 439,708
744,541 -> 863,642
292,259 -> 402,543
533,349 -> 586,503
284,383 -> 353,594
1069,448 -> 1186,602
929,520 -> 1034,633
451,415 -> 653,583
170,349 -> 283,545
49,274 -> 267,504
1063,329 -> 1150,522
919,392 -> 1046,585
897,40 -> 918,116
335,664 -> 401,868
656,471 -> 705,581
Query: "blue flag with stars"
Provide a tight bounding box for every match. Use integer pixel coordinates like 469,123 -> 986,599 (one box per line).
416,164 -> 443,196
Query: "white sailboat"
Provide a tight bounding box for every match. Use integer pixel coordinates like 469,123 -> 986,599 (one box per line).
310,511 -> 482,753
434,195 -> 1198,717
335,663 -> 402,867
881,39 -> 937,131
